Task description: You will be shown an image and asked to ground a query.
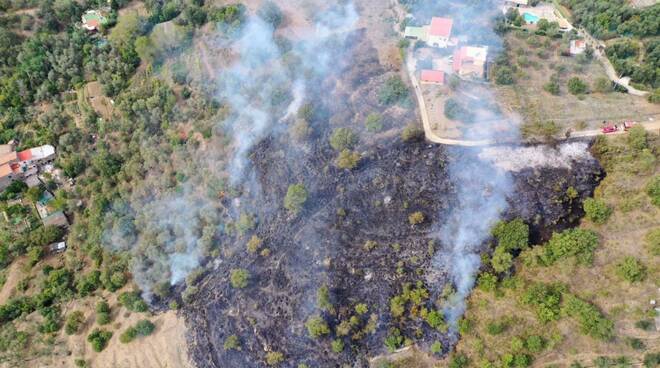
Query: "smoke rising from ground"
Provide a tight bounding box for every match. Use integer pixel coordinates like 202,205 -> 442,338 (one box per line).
102,2 -> 359,298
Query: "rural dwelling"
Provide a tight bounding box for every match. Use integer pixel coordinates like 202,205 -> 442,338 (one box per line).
404,17 -> 455,48
428,17 -> 453,48
42,211 -> 69,228
453,46 -> 489,78
0,144 -> 56,191
570,39 -> 587,55
420,70 -> 445,85
82,10 -> 108,31
505,0 -> 529,7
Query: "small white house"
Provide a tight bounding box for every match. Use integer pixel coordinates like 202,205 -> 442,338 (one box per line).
428,17 -> 454,48
570,39 -> 587,55
49,241 -> 66,254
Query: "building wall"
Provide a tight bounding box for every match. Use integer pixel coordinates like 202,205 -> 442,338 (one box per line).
428,35 -> 450,48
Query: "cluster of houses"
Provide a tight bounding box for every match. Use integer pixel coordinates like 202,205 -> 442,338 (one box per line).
405,17 -> 490,85
0,141 -> 69,229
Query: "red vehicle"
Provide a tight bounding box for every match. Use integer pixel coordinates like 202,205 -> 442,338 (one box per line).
623,121 -> 636,131
602,123 -> 618,134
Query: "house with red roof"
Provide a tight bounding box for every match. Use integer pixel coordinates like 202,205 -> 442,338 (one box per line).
0,144 -> 56,191
428,17 -> 453,48
404,17 -> 455,49
453,46 -> 489,79
420,70 -> 445,85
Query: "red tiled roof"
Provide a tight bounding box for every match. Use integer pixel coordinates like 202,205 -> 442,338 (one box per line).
17,149 -> 32,161
421,70 -> 445,84
429,17 -> 453,38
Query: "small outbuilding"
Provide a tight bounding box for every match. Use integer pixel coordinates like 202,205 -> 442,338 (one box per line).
48,241 -> 67,254
570,39 -> 587,55
420,70 -> 445,85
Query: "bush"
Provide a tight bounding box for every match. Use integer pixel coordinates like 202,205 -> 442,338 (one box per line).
230,269 -> 249,289
644,352 -> 660,368
401,124 -> 424,142
246,235 -> 262,254
568,77 -> 588,95
335,150 -> 360,170
305,316 -> 330,338
265,351 -> 284,366
384,328 -> 404,352
134,319 -> 155,335
628,125 -> 648,151
645,228 -> 660,256
593,77 -> 613,93
257,1 -> 283,28
425,310 -> 446,331
521,283 -> 563,323
486,320 -> 508,335
525,335 -> 545,353
118,292 -> 148,312
649,88 -> 660,104
379,76 -> 408,105
329,128 -> 358,151
544,79 -> 560,95
408,211 -> 425,225
331,339 -> 344,353
449,353 -> 469,368
583,198 -> 612,224
493,66 -> 515,85
65,311 -> 85,335
646,176 -> 660,207
491,246 -> 513,273
478,273 -> 498,292
563,295 -> 613,341
365,113 -> 383,132
541,228 -> 599,266
224,334 -> 241,350
119,327 -> 137,343
87,329 -> 112,352
284,183 -> 308,215
634,319 -> 654,331
317,285 -> 332,311
616,257 -> 647,283
430,341 -> 443,354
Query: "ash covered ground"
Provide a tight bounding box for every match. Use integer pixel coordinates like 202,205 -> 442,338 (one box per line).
182,135 -> 603,368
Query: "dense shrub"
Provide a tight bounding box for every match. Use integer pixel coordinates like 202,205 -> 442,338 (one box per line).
365,113 -> 383,132
401,124 -> 424,142
335,150 -> 360,170
230,269 -> 249,289
645,228 -> 660,256
541,228 -> 599,266
223,334 -> 241,350
646,176 -> 660,207
568,77 -> 588,95
521,283 -> 564,323
562,295 -> 613,341
118,292 -> 148,312
615,257 -> 647,283
408,212 -> 425,225
65,311 -> 85,335
305,316 -> 329,338
583,198 -> 612,224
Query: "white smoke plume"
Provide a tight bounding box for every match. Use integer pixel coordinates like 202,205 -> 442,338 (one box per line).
479,142 -> 592,172
102,2 -> 360,298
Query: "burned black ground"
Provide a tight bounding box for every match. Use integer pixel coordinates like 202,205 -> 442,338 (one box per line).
182,135 -> 603,368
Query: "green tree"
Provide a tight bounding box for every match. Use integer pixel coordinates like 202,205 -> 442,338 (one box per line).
224,334 -> 241,350
492,219 -> 529,251
379,76 -> 408,105
65,311 -> 85,335
329,128 -> 357,151
491,246 -> 513,273
284,183 -> 308,215
230,268 -> 249,289
627,125 -> 648,151
305,316 -> 329,338
494,66 -> 515,85
365,113 -> 383,132
87,329 -> 112,352
541,228 -> 599,266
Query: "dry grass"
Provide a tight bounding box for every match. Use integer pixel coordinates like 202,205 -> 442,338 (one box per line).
495,31 -> 659,135
455,133 -> 660,367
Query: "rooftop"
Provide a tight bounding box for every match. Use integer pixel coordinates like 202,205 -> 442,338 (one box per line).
420,70 -> 445,84
429,17 -> 453,38
0,164 -> 12,178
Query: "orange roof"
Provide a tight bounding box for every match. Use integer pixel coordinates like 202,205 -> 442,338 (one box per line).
17,149 -> 32,161
421,70 -> 445,84
430,17 -> 453,38
0,164 -> 12,178
0,151 -> 17,166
